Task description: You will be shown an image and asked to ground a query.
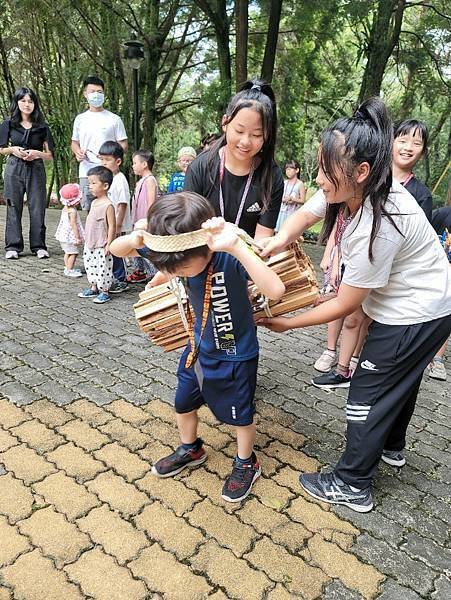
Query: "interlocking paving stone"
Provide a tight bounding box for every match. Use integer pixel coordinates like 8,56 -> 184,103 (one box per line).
0,399 -> 31,428
0,444 -> 56,484
129,543 -> 212,599
46,442 -> 107,482
245,536 -> 330,597
134,501 -> 204,559
2,549 -> 83,600
0,428 -> 18,452
189,539 -> 271,600
0,515 -> 31,566
98,419 -> 150,450
93,441 -> 150,481
33,472 -> 100,520
57,418 -> 110,451
352,533 -> 436,596
77,505 -> 148,564
17,506 -> 92,567
85,470 -> 149,517
64,547 -> 147,600
304,534 -> 385,598
136,471 -> 201,516
9,419 -> 65,453
0,473 -> 34,523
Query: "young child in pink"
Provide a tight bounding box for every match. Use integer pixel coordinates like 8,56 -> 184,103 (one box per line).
128,150 -> 158,283
54,183 -> 85,277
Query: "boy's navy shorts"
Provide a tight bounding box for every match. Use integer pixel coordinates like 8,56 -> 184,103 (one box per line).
175,347 -> 258,426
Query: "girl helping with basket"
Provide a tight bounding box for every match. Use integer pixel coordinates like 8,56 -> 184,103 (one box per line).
184,79 -> 284,240
260,97 -> 451,512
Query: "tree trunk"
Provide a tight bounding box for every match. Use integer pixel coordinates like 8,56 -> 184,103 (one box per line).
235,0 -> 248,89
195,0 -> 232,111
261,0 -> 283,83
358,0 -> 406,102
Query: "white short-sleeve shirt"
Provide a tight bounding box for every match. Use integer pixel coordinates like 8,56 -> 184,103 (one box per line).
342,181 -> 451,325
108,172 -> 132,233
301,189 -> 327,218
72,110 -> 127,178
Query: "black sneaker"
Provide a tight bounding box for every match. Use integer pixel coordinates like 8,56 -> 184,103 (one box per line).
381,449 -> 406,467
311,370 -> 351,389
221,453 -> 261,503
151,441 -> 207,478
299,471 -> 373,513
109,280 -> 130,294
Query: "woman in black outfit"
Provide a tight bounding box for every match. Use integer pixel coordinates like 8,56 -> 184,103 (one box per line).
0,87 -> 54,259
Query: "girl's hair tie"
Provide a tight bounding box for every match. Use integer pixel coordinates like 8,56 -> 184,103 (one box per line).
251,83 -> 262,91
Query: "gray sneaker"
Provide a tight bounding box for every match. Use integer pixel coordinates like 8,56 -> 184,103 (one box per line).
300,471 -> 373,513
381,450 -> 406,467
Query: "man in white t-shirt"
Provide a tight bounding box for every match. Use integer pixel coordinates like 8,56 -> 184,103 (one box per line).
71,76 -> 128,211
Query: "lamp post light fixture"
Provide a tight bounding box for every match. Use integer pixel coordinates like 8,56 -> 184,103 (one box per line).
124,39 -> 145,151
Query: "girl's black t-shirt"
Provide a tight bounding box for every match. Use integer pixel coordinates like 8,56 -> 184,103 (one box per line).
184,150 -> 284,237
0,118 -> 55,153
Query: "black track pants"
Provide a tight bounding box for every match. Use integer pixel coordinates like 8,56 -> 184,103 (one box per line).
334,314 -> 451,489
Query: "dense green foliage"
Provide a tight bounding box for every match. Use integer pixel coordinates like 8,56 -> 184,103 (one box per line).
0,0 -> 449,202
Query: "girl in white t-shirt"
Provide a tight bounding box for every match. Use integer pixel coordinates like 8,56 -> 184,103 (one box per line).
260,97 -> 451,513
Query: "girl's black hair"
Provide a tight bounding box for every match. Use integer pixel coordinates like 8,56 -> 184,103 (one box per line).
207,78 -> 277,211
394,119 -> 428,155
146,191 -> 215,273
319,96 -> 399,262
133,149 -> 154,170
10,87 -> 44,126
285,159 -> 301,173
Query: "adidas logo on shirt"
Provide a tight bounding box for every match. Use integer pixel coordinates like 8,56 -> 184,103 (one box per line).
246,202 -> 261,213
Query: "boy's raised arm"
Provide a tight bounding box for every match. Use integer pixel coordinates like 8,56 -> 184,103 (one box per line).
202,218 -> 285,301
110,231 -> 144,257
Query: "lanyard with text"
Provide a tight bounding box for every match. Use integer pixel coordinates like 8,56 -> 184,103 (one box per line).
402,172 -> 414,187
184,262 -> 213,368
218,147 -> 255,225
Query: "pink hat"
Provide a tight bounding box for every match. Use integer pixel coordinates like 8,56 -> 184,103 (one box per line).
59,183 -> 81,207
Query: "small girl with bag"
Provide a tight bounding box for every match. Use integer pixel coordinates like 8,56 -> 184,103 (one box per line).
127,150 -> 158,283
54,183 -> 84,277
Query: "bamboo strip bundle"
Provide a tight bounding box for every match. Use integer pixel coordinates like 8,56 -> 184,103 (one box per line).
133,241 -> 318,351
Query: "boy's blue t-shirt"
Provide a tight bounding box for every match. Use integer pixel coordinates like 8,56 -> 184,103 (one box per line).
167,172 -> 185,192
186,251 -> 258,361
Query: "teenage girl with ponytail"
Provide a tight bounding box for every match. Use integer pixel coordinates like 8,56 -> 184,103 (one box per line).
184,79 -> 283,239
260,97 -> 451,512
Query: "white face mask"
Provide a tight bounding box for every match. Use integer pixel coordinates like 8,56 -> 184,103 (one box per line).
87,91 -> 104,108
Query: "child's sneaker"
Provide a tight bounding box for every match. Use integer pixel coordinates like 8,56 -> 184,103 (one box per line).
427,358 -> 447,381
93,292 -> 111,304
152,442 -> 207,477
64,269 -> 83,278
381,449 -> 406,467
314,350 -> 337,372
311,370 -> 351,389
110,280 -> 130,293
126,270 -> 148,283
78,288 -> 97,298
221,453 -> 261,503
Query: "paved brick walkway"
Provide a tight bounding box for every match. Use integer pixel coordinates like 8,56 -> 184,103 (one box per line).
0,205 -> 450,600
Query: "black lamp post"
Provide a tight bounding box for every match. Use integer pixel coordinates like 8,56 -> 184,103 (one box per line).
124,39 -> 145,151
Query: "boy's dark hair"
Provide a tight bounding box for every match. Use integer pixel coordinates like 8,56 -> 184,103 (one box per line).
146,192 -> 215,273
394,119 -> 428,155
98,140 -> 124,160
133,149 -> 154,170
10,87 -> 44,126
83,75 -> 105,89
87,165 -> 113,189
